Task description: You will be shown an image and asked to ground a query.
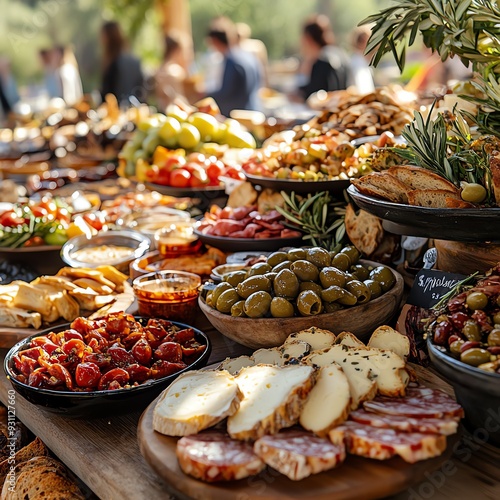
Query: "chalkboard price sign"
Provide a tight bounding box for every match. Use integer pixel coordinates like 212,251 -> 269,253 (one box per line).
407,269 -> 466,309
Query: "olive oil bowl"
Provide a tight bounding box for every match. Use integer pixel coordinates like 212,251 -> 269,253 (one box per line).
199,260 -> 404,349
427,338 -> 500,447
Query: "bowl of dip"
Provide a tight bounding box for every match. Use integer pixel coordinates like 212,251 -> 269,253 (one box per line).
61,230 -> 151,273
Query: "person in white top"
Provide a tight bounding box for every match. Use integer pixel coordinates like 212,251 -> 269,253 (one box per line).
349,26 -> 375,95
54,46 -> 83,105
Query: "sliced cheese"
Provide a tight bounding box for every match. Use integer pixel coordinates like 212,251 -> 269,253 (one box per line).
251,348 -> 283,366
153,370 -> 243,436
228,365 -> 315,441
283,327 -> 336,351
280,340 -> 310,364
300,365 -> 351,436
335,331 -> 365,348
368,325 -> 410,359
219,355 -> 255,375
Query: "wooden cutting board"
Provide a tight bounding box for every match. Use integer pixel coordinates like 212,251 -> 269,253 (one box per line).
0,282 -> 135,348
138,392 -> 458,500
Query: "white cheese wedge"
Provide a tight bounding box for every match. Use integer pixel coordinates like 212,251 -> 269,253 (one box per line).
300,364 -> 351,436
219,355 -> 255,375
153,370 -> 243,436
283,327 -> 336,351
280,340 -> 311,364
227,365 -> 315,441
368,325 -> 410,359
251,347 -> 283,366
335,331 -> 365,348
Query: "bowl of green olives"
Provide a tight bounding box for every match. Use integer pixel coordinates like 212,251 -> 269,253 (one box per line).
199,245 -> 404,349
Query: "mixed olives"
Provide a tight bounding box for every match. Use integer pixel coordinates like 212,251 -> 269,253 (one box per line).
205,245 -> 396,319
430,275 -> 500,373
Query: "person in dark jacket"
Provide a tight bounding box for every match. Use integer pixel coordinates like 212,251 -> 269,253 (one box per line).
298,15 -> 353,100
206,17 -> 261,117
100,21 -> 144,104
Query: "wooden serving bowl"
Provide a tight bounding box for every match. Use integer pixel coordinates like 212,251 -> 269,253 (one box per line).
199,261 -> 404,348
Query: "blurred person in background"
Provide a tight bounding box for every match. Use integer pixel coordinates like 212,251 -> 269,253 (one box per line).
0,57 -> 19,108
155,33 -> 188,109
349,26 -> 375,95
297,14 -> 353,100
54,46 -> 83,105
39,48 -> 61,98
100,21 -> 144,104
236,22 -> 268,87
206,17 -> 262,116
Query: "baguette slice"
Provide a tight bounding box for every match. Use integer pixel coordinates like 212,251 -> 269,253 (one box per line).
407,189 -> 462,208
388,166 -> 458,193
351,172 -> 410,203
280,340 -> 311,364
153,370 -> 243,436
303,346 -> 376,409
254,429 -> 346,481
368,326 -> 410,359
283,327 -> 336,351
251,347 -> 283,366
219,356 -> 255,375
335,331 -> 365,348
300,365 -> 351,436
344,204 -> 384,257
227,365 -> 315,441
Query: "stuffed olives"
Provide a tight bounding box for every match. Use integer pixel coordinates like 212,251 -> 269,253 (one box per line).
290,260 -> 319,282
270,297 -> 295,318
274,269 -> 300,299
236,276 -> 272,299
244,291 -> 272,318
296,290 -> 322,316
216,289 -> 241,313
306,247 -> 331,268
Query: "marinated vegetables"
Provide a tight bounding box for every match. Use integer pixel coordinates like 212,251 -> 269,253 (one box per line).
11,312 -> 206,391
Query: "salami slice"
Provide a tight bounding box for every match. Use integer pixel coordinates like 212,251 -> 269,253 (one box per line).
363,387 -> 464,419
254,429 -> 346,481
349,408 -> 459,436
328,421 -> 447,463
176,431 -> 265,482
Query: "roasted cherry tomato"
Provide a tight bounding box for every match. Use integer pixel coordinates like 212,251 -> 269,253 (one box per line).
131,338 -> 152,365
154,342 -> 183,363
98,368 -> 130,390
108,345 -> 135,367
75,362 -> 101,388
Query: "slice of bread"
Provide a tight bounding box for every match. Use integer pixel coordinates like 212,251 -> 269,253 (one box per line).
227,365 -> 315,441
368,326 -> 410,359
0,438 -> 49,485
219,356 -> 255,375
351,172 -> 411,204
388,166 -> 458,193
407,189 -> 462,208
344,205 -> 384,257
335,331 -> 365,348
153,370 -> 243,436
283,327 -> 336,352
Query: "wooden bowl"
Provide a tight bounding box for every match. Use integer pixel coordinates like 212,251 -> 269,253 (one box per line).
199,262 -> 404,348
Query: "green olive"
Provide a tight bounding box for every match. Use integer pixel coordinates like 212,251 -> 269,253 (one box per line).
487,329 -> 500,346
299,281 -> 324,296
462,320 -> 481,342
270,297 -> 295,318
337,290 -> 357,306
205,292 -> 214,308
236,276 -> 272,299
350,264 -> 370,281
345,280 -> 371,304
216,289 -> 241,314
319,267 -> 346,288
272,260 -> 292,273
224,270 -> 248,287
466,292 -> 488,311
247,262 -> 272,277
290,260 -> 319,282
340,246 -> 360,265
460,348 -> 491,367
296,290 -> 323,316
212,282 -> 233,305
231,300 -> 246,317
493,312 -> 500,326
321,285 -> 346,303
244,291 -> 272,318
274,269 -> 300,299
264,272 -> 277,283
364,279 -> 382,299
323,301 -> 344,313
331,253 -> 351,272
328,250 -> 338,261
344,273 -> 357,284
450,340 -> 465,355
369,266 -> 395,292
287,248 -> 307,262
267,251 -> 288,268
306,247 -> 331,268
461,183 -> 487,203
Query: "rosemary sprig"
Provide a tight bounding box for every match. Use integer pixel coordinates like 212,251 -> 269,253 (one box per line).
432,272 -> 480,311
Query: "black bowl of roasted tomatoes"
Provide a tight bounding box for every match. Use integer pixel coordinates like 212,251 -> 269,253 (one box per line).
4,312 -> 211,418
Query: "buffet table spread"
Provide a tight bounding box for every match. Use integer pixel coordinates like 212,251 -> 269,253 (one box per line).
0,314 -> 498,500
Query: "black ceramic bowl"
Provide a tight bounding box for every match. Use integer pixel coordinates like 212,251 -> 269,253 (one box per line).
4,318 -> 211,418
427,338 -> 500,446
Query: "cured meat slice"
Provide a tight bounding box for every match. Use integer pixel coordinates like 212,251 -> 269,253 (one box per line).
329,421 -> 447,463
176,431 -> 265,482
254,429 -> 346,481
349,408 -> 459,436
363,387 -> 464,419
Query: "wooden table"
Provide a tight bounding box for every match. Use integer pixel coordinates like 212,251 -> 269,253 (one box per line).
0,317 -> 499,500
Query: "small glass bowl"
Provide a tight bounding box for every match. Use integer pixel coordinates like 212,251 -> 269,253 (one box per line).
133,271 -> 201,322
154,220 -> 200,257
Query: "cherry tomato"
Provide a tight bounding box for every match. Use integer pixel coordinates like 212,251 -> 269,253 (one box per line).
155,168 -> 171,186
225,166 -> 246,181
97,368 -> 130,390
83,213 -> 105,231
0,211 -> 25,227
154,342 -> 183,363
131,338 -> 152,365
61,339 -> 87,358
181,341 -> 206,358
145,165 -> 159,181
206,160 -> 225,181
47,363 -> 74,389
107,345 -> 135,367
189,165 -> 209,188
23,236 -> 44,247
172,328 -> 195,344
31,337 -> 59,355
82,352 -> 112,371
28,368 -> 50,388
150,360 -> 187,379
64,329 -> 84,342
162,155 -> 186,172
75,362 -> 101,388
170,169 -> 191,188
30,206 -> 48,218
186,152 -> 206,164
126,363 -> 151,382
19,347 -> 42,360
